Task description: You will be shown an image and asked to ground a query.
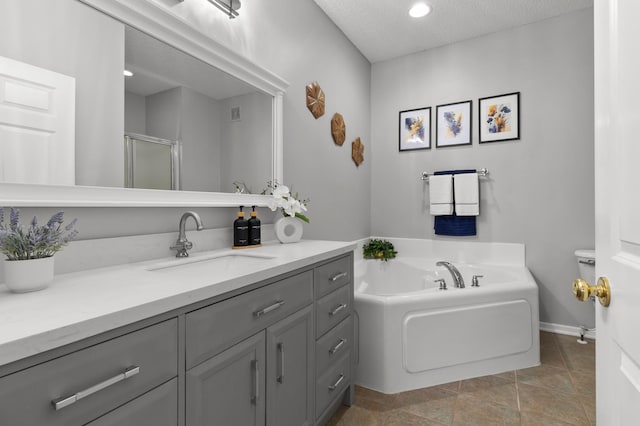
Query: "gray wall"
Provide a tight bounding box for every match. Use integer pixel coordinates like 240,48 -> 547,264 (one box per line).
159,0 -> 373,241
220,92 -> 273,194
126,87 -> 223,192
370,9 -> 595,328
124,91 -> 146,134
146,87 -> 182,141
177,87 -> 222,192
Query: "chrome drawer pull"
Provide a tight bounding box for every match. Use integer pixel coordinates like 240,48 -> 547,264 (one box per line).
329,303 -> 347,316
329,272 -> 348,282
254,300 -> 285,318
329,338 -> 346,355
52,366 -> 140,411
328,374 -> 344,391
277,342 -> 285,384
252,360 -> 259,404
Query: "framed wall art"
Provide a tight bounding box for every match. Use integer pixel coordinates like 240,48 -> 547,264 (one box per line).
399,107 -> 431,151
436,100 -> 472,148
478,92 -> 520,143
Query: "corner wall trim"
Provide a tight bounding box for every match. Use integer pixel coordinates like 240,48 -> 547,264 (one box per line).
540,322 -> 596,340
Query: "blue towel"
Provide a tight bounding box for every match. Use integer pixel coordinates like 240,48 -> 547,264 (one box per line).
433,170 -> 477,236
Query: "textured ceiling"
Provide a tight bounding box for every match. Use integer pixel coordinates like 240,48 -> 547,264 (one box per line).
313,0 -> 593,63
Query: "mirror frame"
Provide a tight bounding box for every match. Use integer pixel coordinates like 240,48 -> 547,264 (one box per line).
0,0 -> 287,207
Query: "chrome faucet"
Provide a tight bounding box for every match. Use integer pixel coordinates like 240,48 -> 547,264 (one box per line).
436,261 -> 465,288
171,211 -> 204,257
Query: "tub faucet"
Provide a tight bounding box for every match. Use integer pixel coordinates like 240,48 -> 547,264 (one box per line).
436,261 -> 465,288
171,211 -> 204,257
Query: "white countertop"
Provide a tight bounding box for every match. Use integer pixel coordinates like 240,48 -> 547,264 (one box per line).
0,240 -> 355,367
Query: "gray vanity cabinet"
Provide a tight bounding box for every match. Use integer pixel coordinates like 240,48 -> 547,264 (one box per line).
185,270 -> 315,426
186,332 -> 267,426
0,252 -> 354,426
266,305 -> 314,426
313,255 -> 354,424
185,305 -> 314,426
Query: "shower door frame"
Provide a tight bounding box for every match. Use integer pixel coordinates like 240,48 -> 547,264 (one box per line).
124,132 -> 182,190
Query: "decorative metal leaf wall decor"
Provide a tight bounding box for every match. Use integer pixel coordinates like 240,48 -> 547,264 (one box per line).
331,113 -> 346,146
306,81 -> 325,119
352,137 -> 364,166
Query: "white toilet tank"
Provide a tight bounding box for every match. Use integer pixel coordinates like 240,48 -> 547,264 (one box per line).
575,249 -> 596,284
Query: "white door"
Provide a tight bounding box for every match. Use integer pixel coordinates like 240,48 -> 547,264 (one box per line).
594,0 -> 640,424
0,55 -> 75,185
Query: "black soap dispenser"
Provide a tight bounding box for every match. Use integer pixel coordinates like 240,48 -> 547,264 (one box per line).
248,206 -> 261,246
233,206 -> 249,248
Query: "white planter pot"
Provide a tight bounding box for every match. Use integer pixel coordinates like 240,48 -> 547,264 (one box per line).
274,216 -> 304,244
3,257 -> 54,293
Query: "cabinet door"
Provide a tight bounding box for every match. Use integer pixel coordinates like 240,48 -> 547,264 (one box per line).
186,332 -> 266,426
266,305 -> 314,426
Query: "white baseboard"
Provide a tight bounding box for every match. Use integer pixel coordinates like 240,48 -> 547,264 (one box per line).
540,322 -> 596,340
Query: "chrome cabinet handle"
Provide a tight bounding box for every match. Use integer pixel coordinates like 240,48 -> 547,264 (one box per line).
252,360 -> 259,404
329,272 -> 348,282
329,338 -> 346,355
52,366 -> 140,411
254,300 -> 285,318
329,303 -> 347,316
277,342 -> 285,384
328,374 -> 344,391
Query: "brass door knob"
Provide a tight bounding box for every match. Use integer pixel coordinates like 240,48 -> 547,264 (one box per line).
572,277 -> 611,307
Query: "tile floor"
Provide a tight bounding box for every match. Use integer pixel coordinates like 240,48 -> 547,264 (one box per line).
328,332 -> 595,425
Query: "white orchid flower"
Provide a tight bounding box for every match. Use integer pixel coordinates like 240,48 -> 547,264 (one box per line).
284,198 -> 301,217
267,197 -> 280,212
272,185 -> 290,199
266,183 -> 309,223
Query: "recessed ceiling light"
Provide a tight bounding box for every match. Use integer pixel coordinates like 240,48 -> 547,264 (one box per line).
409,3 -> 431,18
123,70 -> 133,77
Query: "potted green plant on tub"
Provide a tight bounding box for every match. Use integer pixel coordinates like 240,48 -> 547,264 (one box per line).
363,239 -> 397,261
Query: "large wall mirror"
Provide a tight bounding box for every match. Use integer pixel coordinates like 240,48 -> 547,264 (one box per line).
0,0 -> 287,206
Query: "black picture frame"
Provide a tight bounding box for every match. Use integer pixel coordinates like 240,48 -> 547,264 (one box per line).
399,107 -> 431,151
478,92 -> 520,143
435,100 -> 472,148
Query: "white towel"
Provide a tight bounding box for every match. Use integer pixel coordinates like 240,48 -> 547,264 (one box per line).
454,172 -> 479,216
429,174 -> 453,215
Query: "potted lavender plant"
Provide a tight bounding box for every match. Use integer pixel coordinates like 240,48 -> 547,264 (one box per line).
0,208 -> 78,293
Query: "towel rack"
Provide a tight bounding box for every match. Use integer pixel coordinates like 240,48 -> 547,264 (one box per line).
421,168 -> 489,182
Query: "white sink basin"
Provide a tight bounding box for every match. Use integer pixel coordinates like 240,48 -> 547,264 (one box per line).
147,251 -> 276,272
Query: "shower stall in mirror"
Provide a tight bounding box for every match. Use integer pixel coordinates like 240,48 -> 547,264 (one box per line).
124,133 -> 181,190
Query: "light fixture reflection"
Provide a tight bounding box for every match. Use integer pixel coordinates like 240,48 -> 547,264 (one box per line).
409,3 -> 431,18
123,70 -> 133,77
207,0 -> 241,19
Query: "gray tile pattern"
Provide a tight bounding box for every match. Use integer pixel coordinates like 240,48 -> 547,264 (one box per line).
329,332 -> 595,426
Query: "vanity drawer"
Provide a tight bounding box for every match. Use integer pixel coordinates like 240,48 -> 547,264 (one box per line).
315,353 -> 350,420
315,317 -> 352,376
314,255 -> 352,299
86,378 -> 178,426
186,270 -> 313,369
0,319 -> 178,426
316,284 -> 351,337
